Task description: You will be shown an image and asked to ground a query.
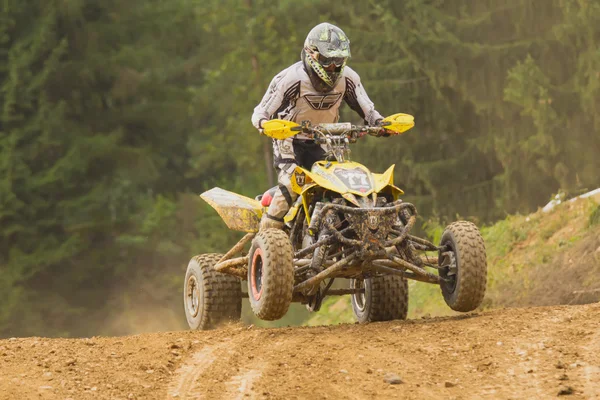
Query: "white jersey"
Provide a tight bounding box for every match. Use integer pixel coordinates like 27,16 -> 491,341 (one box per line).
252,62 -> 383,139
252,62 -> 383,169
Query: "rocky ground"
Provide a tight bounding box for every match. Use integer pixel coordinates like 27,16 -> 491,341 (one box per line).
1,302 -> 599,399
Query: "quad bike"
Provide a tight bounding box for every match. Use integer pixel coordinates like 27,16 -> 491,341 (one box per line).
184,114 -> 487,330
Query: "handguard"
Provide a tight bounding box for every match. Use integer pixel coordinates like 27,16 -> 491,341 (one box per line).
380,113 -> 415,135
261,119 -> 302,140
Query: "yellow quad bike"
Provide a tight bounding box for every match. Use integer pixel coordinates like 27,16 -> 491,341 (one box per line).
183,114 -> 487,330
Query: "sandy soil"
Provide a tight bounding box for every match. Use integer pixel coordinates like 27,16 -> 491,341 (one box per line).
1,303 -> 599,399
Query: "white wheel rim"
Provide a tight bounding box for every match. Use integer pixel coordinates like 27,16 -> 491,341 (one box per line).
351,279 -> 367,312
186,275 -> 200,318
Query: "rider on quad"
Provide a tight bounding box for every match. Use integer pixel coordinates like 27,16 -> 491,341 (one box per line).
252,22 -> 388,231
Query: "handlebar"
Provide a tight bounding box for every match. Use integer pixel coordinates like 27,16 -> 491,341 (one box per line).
292,121 -> 387,143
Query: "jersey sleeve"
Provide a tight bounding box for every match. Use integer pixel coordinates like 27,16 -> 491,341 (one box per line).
343,67 -> 383,126
251,67 -> 294,129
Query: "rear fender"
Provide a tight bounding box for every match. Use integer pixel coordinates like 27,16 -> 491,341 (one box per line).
200,188 -> 262,233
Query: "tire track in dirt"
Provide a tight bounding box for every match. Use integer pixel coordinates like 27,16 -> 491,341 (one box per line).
167,334 -> 267,400
167,343 -> 222,399
223,363 -> 265,400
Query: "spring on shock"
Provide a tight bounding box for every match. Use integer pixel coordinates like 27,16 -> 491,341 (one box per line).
308,202 -> 325,233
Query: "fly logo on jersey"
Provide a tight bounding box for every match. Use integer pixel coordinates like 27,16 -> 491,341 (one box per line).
304,93 -> 342,110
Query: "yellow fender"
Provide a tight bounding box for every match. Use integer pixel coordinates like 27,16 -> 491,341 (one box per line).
381,113 -> 415,135
261,119 -> 301,140
290,168 -> 312,194
372,165 -> 404,200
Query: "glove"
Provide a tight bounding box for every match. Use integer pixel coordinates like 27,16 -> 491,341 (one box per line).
375,119 -> 391,137
257,118 -> 267,134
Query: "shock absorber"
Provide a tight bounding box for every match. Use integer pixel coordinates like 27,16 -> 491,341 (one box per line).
308,202 -> 325,235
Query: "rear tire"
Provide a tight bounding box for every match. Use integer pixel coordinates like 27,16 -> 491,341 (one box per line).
350,275 -> 409,323
183,253 -> 242,330
248,229 -> 294,320
439,221 -> 487,312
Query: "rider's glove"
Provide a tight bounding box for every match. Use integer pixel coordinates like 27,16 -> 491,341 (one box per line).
375,119 -> 391,137
257,118 -> 268,135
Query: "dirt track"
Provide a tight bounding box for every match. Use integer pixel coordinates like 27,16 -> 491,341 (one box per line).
1,303 -> 599,399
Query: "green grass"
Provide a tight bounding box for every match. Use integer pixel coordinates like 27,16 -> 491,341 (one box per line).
305,297 -> 354,326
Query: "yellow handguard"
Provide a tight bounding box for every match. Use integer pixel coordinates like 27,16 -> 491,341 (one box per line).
381,113 -> 415,135
261,119 -> 302,140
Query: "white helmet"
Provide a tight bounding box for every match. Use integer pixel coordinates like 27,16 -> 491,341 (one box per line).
301,23 -> 351,92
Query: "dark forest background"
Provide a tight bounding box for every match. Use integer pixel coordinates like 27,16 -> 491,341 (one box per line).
1,0 -> 599,337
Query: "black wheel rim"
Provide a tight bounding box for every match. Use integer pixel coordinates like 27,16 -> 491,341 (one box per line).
250,249 -> 264,300
439,242 -> 458,293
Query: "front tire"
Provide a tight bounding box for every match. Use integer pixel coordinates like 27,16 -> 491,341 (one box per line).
247,229 -> 295,320
184,253 -> 242,330
439,221 -> 487,312
350,275 -> 409,323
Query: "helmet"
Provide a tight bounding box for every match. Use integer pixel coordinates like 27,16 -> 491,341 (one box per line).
301,23 -> 351,93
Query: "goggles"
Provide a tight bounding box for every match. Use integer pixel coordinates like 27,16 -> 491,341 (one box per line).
317,54 -> 347,68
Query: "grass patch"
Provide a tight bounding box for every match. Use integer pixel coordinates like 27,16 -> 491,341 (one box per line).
305,297 -> 354,326
590,204 -> 600,226
541,219 -> 563,240
481,214 -> 538,260
407,280 -> 454,318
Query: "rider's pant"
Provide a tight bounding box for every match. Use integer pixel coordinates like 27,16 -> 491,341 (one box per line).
264,138 -> 326,225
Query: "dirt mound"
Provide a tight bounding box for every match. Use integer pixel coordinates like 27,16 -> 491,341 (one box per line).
1,303 -> 599,399
486,199 -> 600,310
526,232 -> 600,306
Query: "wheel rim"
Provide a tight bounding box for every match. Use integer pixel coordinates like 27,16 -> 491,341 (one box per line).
439,243 -> 458,293
351,279 -> 366,312
251,248 -> 264,300
186,275 -> 201,318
